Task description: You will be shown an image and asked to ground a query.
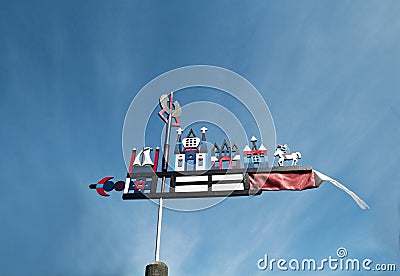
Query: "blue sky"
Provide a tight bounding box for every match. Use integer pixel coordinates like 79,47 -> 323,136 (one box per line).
1,1 -> 399,275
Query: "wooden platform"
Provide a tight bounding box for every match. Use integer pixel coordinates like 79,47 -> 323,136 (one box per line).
121,166 -> 312,200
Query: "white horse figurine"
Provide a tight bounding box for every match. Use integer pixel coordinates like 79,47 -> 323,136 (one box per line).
274,148 -> 302,166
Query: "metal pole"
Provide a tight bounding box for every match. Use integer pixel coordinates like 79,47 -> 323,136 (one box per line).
155,92 -> 173,262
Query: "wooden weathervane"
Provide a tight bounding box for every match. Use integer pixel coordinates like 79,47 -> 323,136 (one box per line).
89,92 -> 369,272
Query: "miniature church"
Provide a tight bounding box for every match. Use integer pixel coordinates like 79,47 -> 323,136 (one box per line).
211,139 -> 241,169
174,127 -> 209,171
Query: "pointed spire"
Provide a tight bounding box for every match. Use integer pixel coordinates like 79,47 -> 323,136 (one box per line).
221,139 -> 230,153
251,136 -> 258,150
199,127 -> 208,153
200,127 -> 207,141
231,144 -> 238,152
258,144 -> 267,151
176,128 -> 183,141
243,145 -> 251,152
175,128 -> 183,154
213,142 -> 220,154
186,128 -> 197,138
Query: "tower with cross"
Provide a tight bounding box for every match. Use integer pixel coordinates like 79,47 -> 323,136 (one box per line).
197,127 -> 208,170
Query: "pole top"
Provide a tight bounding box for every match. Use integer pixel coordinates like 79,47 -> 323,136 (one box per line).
145,261 -> 168,276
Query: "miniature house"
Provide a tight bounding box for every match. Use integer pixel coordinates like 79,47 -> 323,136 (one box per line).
243,136 -> 268,168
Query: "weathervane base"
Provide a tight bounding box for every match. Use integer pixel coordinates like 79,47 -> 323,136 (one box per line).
123,189 -> 262,200
121,167 -> 312,200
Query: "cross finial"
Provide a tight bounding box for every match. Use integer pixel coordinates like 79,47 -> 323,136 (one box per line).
201,127 -> 208,133
176,128 -> 183,135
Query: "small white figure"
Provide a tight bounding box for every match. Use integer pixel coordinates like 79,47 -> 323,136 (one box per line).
278,144 -> 290,153
274,145 -> 301,166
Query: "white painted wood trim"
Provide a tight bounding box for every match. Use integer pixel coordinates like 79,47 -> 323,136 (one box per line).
123,177 -> 130,194
176,175 -> 208,182
212,174 -> 243,181
175,185 -> 209,192
212,183 -> 244,191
